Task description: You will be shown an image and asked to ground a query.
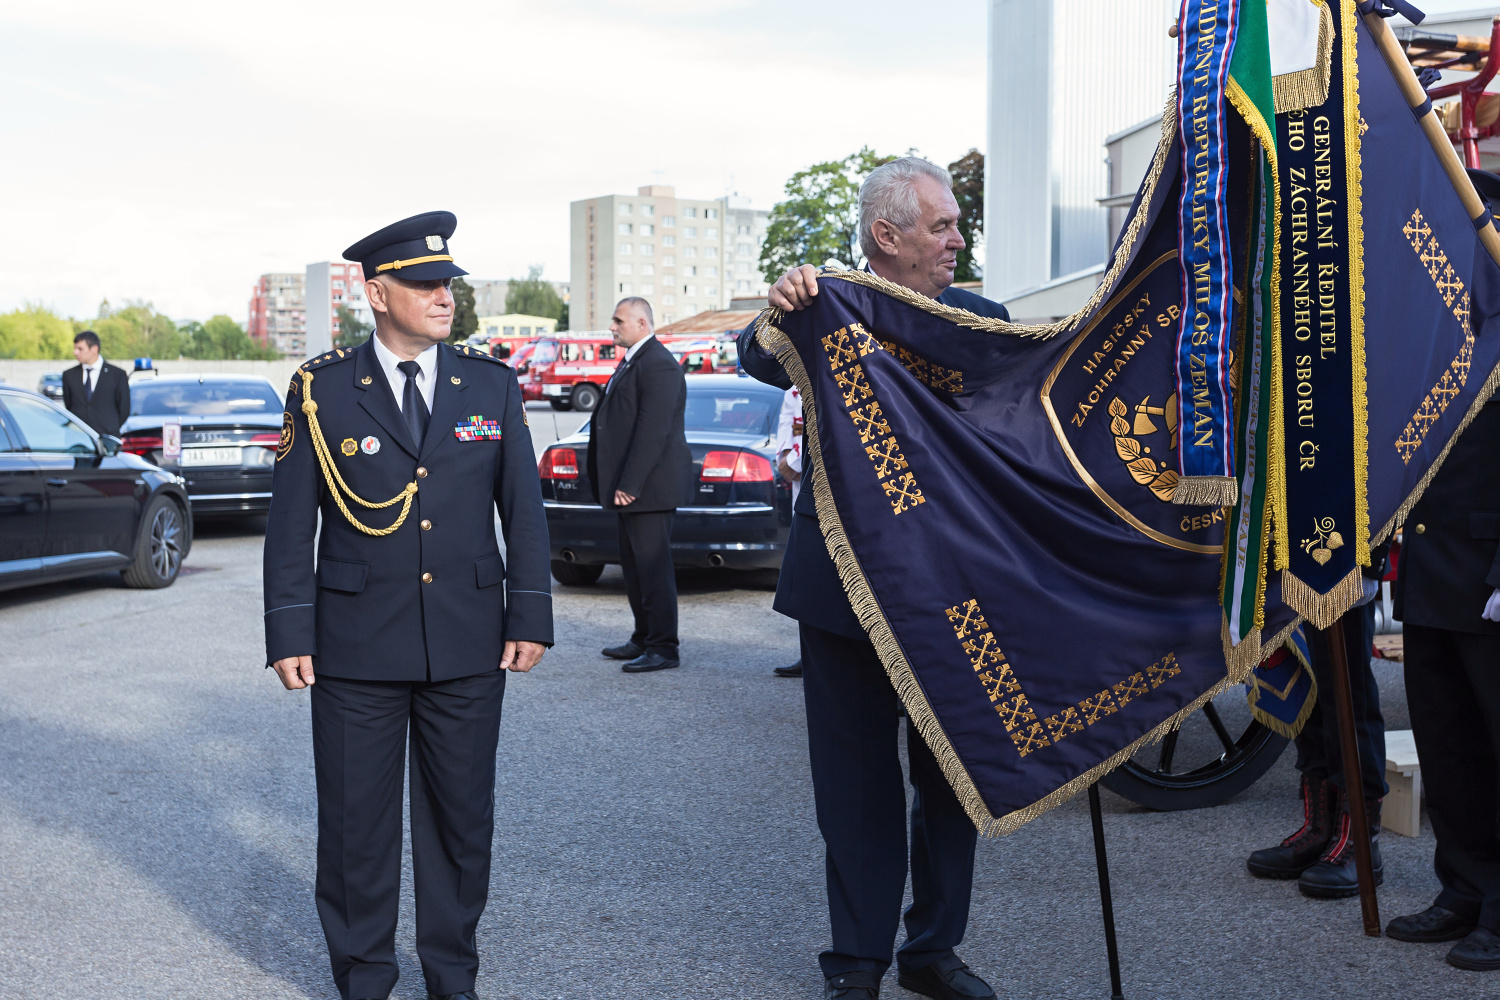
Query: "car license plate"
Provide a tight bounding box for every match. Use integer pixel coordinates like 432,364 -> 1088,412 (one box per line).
180,446 -> 243,467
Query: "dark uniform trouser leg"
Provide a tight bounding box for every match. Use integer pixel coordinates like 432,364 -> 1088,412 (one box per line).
1405,624 -> 1500,931
618,510 -> 678,655
312,671 -> 505,1000
1293,602 -> 1388,802
800,622 -> 977,980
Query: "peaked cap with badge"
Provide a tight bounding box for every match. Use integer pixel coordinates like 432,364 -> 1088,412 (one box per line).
343,210 -> 468,282
261,211 -> 553,1000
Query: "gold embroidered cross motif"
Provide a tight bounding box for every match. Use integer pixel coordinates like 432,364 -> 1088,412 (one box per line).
978,665 -> 1022,703
994,693 -> 1037,732
1112,672 -> 1149,707
1009,722 -> 1051,757
1145,652 -> 1182,689
877,338 -> 964,395
835,364 -> 874,407
1395,209 -> 1476,464
849,321 -> 879,356
1078,689 -> 1119,725
865,437 -> 909,479
1045,708 -> 1084,743
848,401 -> 890,442
946,599 -> 988,638
882,472 -> 926,514
823,329 -> 857,369
962,632 -> 1006,669
929,367 -> 964,394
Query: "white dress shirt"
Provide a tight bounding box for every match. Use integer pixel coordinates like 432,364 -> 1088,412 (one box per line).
371,334 -> 437,413
81,358 -> 104,394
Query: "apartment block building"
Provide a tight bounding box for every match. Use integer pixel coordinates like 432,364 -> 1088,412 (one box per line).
304,261 -> 372,358
247,273 -> 306,356
570,185 -> 769,332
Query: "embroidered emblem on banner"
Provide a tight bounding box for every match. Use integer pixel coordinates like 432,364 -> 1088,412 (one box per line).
1395,209 -> 1475,463
825,323 -> 924,515
455,414 -> 503,442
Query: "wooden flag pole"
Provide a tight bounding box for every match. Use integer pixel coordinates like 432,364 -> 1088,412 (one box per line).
1088,784 -> 1126,1000
1322,612 -> 1382,936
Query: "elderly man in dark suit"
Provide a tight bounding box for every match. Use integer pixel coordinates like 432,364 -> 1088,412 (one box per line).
588,296 -> 694,673
740,157 -> 1006,1000
1386,394 -> 1500,970
61,329 -> 131,437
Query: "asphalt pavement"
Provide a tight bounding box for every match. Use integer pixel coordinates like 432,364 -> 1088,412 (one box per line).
0,449 -> 1490,998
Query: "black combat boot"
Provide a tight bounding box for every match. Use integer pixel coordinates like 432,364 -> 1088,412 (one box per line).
1298,793 -> 1383,899
1247,772 -> 1336,879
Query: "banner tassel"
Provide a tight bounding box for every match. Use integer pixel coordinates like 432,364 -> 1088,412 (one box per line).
1171,474 -> 1240,507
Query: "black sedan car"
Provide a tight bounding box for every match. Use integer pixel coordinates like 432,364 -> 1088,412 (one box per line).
540,373 -> 792,585
0,384 -> 191,593
118,374 -> 284,516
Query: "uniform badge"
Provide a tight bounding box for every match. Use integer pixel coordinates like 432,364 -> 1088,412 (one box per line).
426,235 -> 444,251
361,376 -> 373,385
360,435 -> 381,455
451,376 -> 461,384
277,412 -> 295,461
454,415 -> 502,442
341,437 -> 358,456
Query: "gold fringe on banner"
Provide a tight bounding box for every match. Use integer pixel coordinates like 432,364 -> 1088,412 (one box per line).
1272,0 -> 1335,114
1280,564 -> 1364,630
1247,663 -> 1319,739
1171,474 -> 1240,507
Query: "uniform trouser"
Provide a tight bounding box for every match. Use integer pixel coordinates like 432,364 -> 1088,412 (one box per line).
618,510 -> 679,656
800,622 -> 977,980
1404,624 -> 1500,931
1293,601 -> 1389,803
311,670 -> 506,1000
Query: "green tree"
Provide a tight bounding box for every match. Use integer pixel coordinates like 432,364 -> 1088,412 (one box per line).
181,315 -> 279,360
449,277 -> 478,344
948,149 -> 984,282
504,265 -> 564,321
0,306 -> 75,359
759,147 -> 895,284
92,302 -> 185,360
335,305 -> 372,349
556,302 -> 569,332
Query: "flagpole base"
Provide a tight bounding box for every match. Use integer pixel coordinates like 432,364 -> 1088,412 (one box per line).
1170,474 -> 1239,507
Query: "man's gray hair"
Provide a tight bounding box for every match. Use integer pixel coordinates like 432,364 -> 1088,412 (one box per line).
617,295 -> 654,329
857,156 -> 953,258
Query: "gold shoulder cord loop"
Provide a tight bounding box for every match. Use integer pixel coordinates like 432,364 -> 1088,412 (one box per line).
299,369 -> 418,536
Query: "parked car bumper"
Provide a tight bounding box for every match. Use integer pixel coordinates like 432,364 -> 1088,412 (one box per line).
545,500 -> 788,570
179,468 -> 274,515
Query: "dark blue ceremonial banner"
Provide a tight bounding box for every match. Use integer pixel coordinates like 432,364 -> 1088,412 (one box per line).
1351,14 -> 1500,550
754,109 -> 1298,834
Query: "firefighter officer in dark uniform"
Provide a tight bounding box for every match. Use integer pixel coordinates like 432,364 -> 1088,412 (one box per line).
262,212 -> 552,1000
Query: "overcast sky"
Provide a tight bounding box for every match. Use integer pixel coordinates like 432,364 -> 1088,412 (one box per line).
0,0 -> 990,323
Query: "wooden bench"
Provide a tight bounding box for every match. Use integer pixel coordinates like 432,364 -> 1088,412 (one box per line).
1385,729 -> 1423,838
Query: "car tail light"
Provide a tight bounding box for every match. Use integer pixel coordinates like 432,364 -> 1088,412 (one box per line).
539,447 -> 579,479
120,433 -> 161,456
250,433 -> 280,449
701,450 -> 774,482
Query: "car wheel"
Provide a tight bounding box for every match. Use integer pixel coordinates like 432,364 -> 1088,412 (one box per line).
570,382 -> 602,412
551,560 -> 604,586
122,495 -> 186,589
549,399 -> 572,411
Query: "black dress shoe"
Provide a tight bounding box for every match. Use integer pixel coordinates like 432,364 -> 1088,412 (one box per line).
1448,927 -> 1500,971
897,954 -> 997,1000
773,659 -> 803,677
622,652 -> 680,673
1389,905 -> 1477,943
824,970 -> 881,999
602,641 -> 644,659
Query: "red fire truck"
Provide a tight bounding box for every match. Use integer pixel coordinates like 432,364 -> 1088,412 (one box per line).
521,333 -> 621,411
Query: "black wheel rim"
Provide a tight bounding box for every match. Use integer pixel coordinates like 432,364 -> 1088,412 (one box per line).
1112,698 -> 1283,794
150,504 -> 183,579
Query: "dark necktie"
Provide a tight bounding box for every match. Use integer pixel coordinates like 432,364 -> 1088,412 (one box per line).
85,368 -> 95,400
396,360 -> 430,447
605,356 -> 630,396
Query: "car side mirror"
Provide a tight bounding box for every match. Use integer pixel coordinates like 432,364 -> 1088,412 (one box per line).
98,434 -> 122,457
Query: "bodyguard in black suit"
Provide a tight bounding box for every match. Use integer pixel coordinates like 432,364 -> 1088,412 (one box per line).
740,158 -> 1004,1000
61,329 -> 131,437
587,296 -> 694,673
1386,396 -> 1500,969
263,212 -> 552,1000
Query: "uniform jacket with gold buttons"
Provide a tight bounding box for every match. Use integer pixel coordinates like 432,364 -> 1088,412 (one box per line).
263,337 -> 553,680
